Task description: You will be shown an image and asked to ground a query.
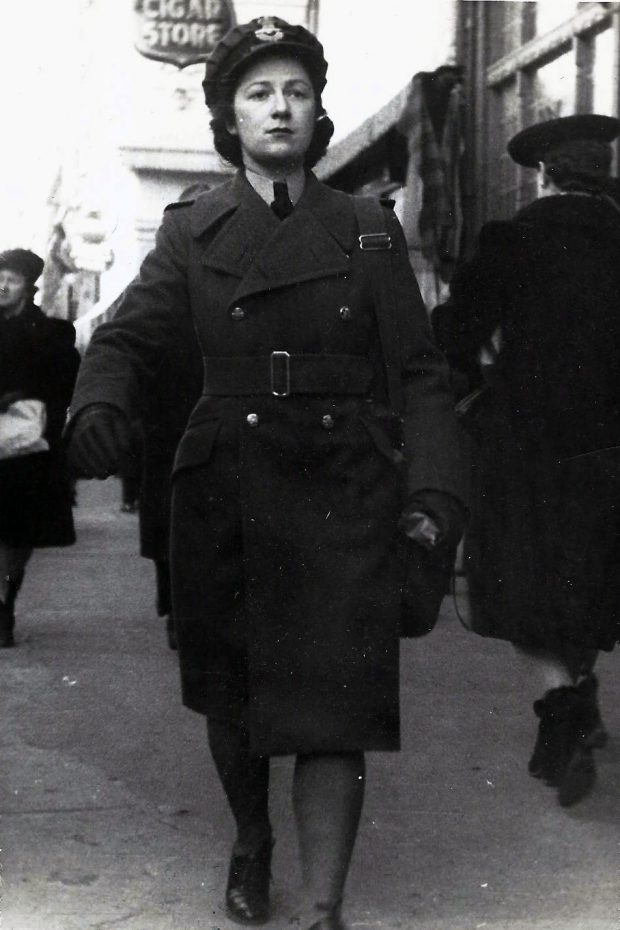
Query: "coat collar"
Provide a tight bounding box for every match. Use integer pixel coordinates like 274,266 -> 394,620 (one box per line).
190,171 -> 357,301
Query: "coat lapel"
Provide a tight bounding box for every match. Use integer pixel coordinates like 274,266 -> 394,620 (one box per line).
191,173 -> 279,280
193,172 -> 357,303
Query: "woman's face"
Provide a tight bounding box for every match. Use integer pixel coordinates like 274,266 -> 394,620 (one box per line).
229,55 -> 316,176
0,268 -> 28,317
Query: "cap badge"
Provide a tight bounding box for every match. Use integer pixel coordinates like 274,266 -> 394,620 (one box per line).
254,17 -> 285,42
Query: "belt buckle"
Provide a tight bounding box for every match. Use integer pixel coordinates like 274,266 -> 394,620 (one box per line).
270,350 -> 291,397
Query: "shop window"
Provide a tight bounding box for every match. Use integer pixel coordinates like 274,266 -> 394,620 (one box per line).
531,51 -> 576,120
592,26 -> 616,115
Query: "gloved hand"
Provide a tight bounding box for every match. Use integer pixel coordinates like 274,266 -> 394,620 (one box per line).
66,403 -> 132,479
401,490 -> 466,551
400,510 -> 442,551
0,391 -> 25,413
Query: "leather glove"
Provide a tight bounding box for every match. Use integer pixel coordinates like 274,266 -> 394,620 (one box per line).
400,510 -> 443,551
67,403 -> 132,479
401,490 -> 466,551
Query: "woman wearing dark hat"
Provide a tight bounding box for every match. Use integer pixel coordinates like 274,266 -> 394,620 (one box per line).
433,113 -> 620,808
0,249 -> 80,647
67,17 -> 464,929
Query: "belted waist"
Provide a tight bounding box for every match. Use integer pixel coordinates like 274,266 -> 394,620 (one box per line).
202,353 -> 374,397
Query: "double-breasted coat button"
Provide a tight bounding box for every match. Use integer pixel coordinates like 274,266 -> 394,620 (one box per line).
246,413 -> 259,427
230,306 -> 245,321
322,414 -> 335,430
339,305 -> 352,321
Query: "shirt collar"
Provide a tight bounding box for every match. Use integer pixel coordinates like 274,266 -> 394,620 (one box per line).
243,166 -> 306,206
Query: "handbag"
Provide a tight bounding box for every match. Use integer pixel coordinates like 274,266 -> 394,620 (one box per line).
0,399 -> 49,460
353,196 -> 457,637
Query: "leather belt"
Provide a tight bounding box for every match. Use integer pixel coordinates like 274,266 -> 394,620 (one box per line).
203,353 -> 374,397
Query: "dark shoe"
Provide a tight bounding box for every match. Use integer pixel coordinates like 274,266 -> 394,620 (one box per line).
0,602 -> 15,648
529,684 -> 597,806
225,837 -> 273,925
556,676 -> 602,807
529,699 -> 556,780
165,614 -> 177,651
529,687 -> 575,782
0,625 -> 15,647
558,743 -> 596,807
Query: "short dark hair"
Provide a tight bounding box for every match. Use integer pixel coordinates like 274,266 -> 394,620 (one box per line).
208,50 -> 334,169
544,138 -> 612,191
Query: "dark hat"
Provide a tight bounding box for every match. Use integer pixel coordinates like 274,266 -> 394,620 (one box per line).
202,16 -> 328,109
0,248 -> 44,283
508,114 -> 620,167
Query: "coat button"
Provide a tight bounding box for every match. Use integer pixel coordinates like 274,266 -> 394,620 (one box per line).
322,414 -> 335,430
339,305 -> 352,321
230,306 -> 245,321
246,413 -> 259,427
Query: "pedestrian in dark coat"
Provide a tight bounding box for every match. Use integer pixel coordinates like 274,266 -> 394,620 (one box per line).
66,17 -> 464,930
433,113 -> 620,808
0,249 -> 80,647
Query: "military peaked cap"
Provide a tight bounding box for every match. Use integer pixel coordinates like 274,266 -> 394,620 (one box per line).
202,16 -> 328,109
0,248 -> 44,283
508,114 -> 620,167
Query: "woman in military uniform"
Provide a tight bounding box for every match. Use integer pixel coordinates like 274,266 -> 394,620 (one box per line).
67,18 -> 464,930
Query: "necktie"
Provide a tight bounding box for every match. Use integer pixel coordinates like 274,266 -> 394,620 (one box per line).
270,181 -> 295,219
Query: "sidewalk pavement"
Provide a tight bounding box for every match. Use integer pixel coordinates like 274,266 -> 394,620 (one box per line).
1,479 -> 618,930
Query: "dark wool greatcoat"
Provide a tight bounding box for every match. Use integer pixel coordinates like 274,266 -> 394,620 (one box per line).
138,316 -> 203,562
70,172 -> 463,755
434,191 -> 620,653
0,304 -> 79,548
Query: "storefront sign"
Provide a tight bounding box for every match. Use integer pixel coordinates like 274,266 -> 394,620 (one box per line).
134,0 -> 236,68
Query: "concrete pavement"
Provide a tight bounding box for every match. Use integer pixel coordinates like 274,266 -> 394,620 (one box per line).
1,479 -> 618,930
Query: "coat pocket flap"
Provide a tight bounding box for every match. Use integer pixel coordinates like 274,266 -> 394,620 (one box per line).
172,420 -> 221,476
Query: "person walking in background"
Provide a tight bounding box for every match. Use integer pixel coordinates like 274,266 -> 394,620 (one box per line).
66,17 -> 464,929
0,249 -> 80,647
433,114 -> 620,807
